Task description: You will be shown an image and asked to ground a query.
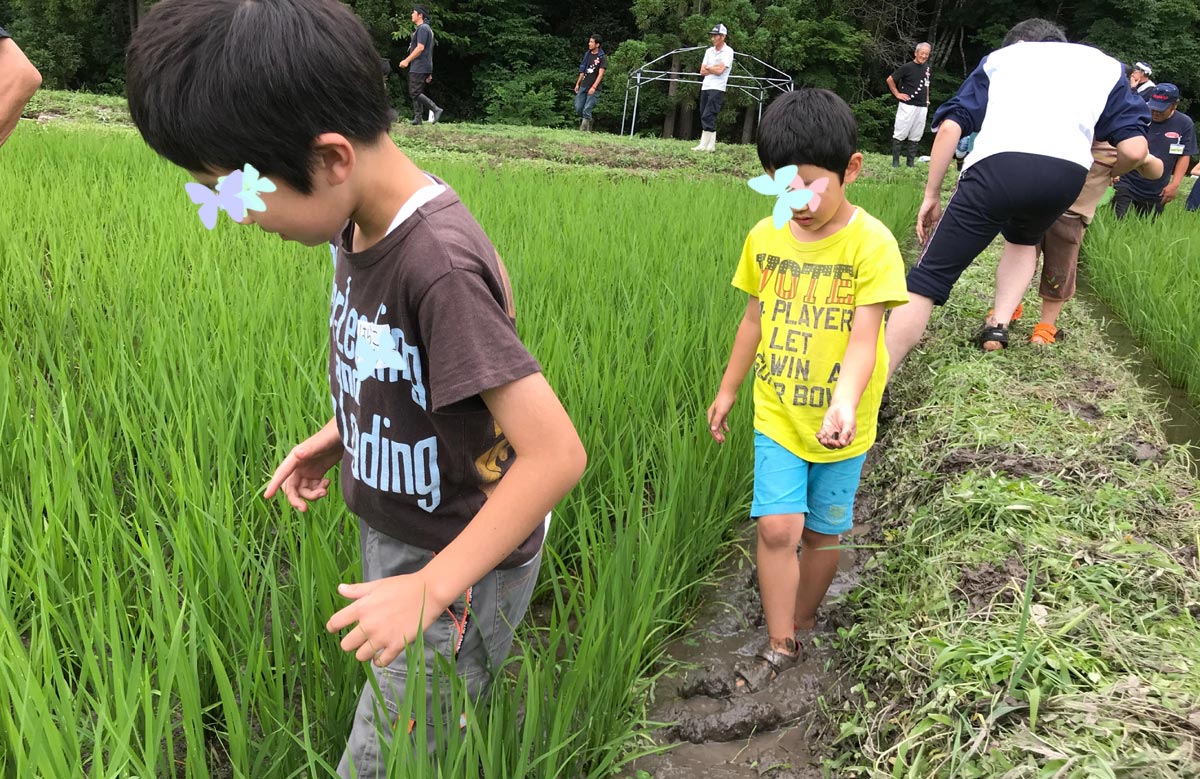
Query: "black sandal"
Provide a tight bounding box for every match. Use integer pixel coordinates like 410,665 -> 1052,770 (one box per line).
973,323 -> 1008,351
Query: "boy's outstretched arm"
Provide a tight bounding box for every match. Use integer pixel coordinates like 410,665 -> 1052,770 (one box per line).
708,296 -> 761,443
327,372 -> 585,667
816,303 -> 885,449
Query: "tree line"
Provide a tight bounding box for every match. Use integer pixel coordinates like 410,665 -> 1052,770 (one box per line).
3,0 -> 1197,150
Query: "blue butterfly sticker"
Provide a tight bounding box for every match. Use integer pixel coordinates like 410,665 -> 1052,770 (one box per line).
747,165 -> 815,229
185,164 -> 276,230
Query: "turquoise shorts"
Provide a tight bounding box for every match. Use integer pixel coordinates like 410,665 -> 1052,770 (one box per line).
751,431 -> 867,536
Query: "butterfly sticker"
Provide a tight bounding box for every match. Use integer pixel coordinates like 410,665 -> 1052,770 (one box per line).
185,164 -> 277,230
789,174 -> 829,214
219,164 -> 276,213
748,165 -> 812,229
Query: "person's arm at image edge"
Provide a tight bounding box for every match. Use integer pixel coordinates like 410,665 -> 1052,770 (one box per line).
0,38 -> 43,148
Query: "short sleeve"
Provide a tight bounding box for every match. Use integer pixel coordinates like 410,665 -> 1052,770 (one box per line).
418,269 -> 542,412
1094,73 -> 1150,146
417,25 -> 433,48
1185,118 -> 1199,155
722,48 -> 734,68
0,26 -> 9,39
853,227 -> 909,310
932,58 -> 990,136
731,232 -> 760,297
889,64 -> 904,84
598,53 -> 608,70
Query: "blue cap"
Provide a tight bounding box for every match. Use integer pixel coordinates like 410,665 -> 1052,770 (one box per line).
1149,83 -> 1181,111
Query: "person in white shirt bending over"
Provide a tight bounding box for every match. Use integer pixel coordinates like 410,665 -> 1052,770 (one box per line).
694,23 -> 734,152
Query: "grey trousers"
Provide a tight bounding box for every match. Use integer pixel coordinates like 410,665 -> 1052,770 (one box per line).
336,519 -> 544,778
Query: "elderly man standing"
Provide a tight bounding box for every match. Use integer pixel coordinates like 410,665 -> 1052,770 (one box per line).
693,23 -> 733,152
0,25 -> 42,149
887,43 -> 932,167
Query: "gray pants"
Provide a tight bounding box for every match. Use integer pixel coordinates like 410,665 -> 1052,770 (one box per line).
337,519 -> 544,778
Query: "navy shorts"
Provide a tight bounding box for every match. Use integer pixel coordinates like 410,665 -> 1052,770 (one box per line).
907,152 -> 1087,305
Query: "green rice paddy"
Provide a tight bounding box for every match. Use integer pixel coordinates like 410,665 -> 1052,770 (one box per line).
2,120 -> 1197,778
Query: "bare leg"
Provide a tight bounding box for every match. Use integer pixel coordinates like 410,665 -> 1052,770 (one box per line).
1038,297 -> 1066,327
884,294 -> 935,381
793,528 -> 841,631
989,242 -> 1039,325
756,514 -> 806,648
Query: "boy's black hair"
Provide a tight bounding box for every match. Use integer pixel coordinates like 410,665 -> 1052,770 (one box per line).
590,33 -> 602,45
413,5 -> 430,21
1001,18 -> 1067,47
126,0 -> 392,194
756,89 -> 857,181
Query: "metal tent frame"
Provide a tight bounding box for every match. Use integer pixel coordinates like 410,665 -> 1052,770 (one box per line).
619,46 -> 794,138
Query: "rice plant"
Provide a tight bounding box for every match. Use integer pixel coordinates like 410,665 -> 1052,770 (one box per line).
0,124 -> 919,777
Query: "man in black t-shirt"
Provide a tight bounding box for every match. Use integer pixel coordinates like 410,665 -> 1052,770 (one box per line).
398,5 -> 443,125
0,25 -> 43,149
886,42 -> 932,167
1113,83 -> 1198,218
573,34 -> 607,132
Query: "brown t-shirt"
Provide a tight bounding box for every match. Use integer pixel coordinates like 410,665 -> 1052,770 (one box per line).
328,183 -> 543,568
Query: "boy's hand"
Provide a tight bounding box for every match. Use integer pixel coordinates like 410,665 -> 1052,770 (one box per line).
916,195 -> 942,244
707,390 -> 737,443
327,572 -> 447,668
264,421 -> 344,512
816,401 -> 858,449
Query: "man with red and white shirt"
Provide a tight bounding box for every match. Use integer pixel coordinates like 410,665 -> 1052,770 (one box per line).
0,25 -> 42,149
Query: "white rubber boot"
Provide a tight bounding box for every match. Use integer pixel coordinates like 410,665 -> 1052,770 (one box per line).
693,130 -> 714,151
706,132 -> 717,152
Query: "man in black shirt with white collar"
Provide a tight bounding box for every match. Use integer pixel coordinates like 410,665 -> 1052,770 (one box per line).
887,42 -> 932,167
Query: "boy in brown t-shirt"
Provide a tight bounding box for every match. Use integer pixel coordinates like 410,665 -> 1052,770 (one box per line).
126,1 -> 586,775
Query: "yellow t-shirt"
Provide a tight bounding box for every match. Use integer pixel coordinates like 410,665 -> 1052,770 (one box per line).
732,209 -> 909,462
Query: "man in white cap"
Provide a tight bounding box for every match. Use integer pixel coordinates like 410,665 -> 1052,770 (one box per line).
693,23 -> 734,152
1130,61 -> 1155,102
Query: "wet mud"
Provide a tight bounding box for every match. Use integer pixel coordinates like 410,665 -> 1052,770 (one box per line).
627,521 -> 868,779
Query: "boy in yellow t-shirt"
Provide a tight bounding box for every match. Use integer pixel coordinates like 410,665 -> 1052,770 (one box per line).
707,89 -> 908,691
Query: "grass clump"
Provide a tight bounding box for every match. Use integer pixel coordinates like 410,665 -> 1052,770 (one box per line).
1081,207 -> 1200,403
832,250 -> 1200,778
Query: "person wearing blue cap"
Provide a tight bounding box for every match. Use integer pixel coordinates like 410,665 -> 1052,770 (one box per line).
693,23 -> 734,152
1113,83 -> 1197,218
0,25 -> 42,149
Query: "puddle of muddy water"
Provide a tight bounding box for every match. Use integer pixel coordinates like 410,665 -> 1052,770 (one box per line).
625,525 -> 866,779
1076,273 -> 1200,459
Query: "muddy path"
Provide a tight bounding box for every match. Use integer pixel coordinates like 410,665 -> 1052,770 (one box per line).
627,492 -> 873,779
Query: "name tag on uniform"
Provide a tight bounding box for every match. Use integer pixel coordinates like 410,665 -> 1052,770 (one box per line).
1170,143 -> 1186,155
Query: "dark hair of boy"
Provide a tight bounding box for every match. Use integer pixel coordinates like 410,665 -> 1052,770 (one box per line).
125,0 -> 392,195
590,33 -> 601,45
413,5 -> 429,21
1001,18 -> 1067,48
756,89 -> 857,181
